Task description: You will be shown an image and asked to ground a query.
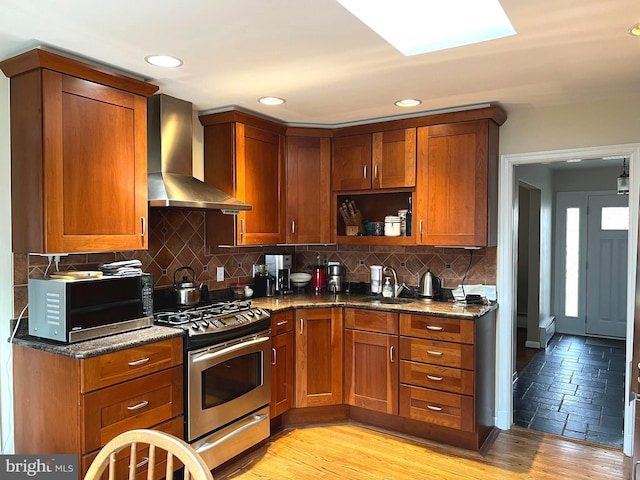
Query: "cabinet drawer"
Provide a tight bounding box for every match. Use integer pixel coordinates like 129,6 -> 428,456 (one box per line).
399,337 -> 473,370
81,337 -> 183,393
82,416 -> 184,480
83,366 -> 183,453
400,360 -> 474,395
399,314 -> 474,344
399,384 -> 474,432
344,308 -> 398,334
271,310 -> 294,335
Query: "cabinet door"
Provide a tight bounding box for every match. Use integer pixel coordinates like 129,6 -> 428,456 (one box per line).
286,136 -> 331,243
416,120 -> 492,246
372,128 -> 416,189
294,308 -> 343,407
332,134 -> 372,191
31,71 -> 147,253
237,124 -> 285,245
344,329 -> 398,414
271,331 -> 294,418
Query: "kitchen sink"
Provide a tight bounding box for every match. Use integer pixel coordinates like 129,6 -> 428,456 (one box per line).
360,297 -> 415,305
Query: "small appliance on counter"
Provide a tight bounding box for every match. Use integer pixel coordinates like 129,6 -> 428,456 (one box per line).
265,253 -> 292,294
370,265 -> 383,294
311,264 -> 326,292
253,265 -> 275,297
326,262 -> 346,292
419,269 -> 442,300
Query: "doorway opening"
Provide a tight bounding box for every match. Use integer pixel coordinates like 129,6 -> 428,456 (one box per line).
497,143 -> 640,456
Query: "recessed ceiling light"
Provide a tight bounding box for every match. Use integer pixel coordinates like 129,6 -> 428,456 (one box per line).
144,55 -> 183,68
629,23 -> 640,36
336,0 -> 516,56
258,96 -> 286,105
394,99 -> 422,107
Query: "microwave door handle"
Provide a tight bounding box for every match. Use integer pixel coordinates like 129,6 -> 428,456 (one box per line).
192,336 -> 270,363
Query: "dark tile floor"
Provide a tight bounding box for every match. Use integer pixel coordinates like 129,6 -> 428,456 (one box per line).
513,332 -> 626,448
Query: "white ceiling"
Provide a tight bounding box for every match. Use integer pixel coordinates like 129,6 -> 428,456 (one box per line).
0,0 -> 638,126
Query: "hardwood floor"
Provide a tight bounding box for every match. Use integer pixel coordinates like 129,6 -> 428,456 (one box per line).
216,423 -> 630,479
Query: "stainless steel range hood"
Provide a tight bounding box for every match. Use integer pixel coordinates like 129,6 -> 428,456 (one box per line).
147,94 -> 251,212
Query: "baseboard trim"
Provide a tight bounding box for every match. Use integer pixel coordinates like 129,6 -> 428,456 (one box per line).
525,340 -> 541,348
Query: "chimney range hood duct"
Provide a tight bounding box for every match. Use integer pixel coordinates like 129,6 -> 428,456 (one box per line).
147,94 -> 251,212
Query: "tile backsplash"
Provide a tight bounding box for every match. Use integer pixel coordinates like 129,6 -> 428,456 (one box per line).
13,209 -> 496,317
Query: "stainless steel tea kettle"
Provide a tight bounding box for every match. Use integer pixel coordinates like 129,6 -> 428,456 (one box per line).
419,269 -> 441,300
174,266 -> 202,306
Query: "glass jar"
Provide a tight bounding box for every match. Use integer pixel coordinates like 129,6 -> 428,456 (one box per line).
384,215 -> 401,236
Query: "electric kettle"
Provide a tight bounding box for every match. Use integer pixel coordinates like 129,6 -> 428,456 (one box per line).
419,269 -> 442,300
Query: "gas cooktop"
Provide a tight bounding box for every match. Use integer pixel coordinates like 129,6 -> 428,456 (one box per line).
154,300 -> 271,349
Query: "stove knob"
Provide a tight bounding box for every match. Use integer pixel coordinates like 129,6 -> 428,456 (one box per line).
255,308 -> 263,315
191,322 -> 200,331
246,310 -> 255,317
201,320 -> 210,328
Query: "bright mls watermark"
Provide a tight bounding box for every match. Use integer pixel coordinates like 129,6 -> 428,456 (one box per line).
0,455 -> 77,479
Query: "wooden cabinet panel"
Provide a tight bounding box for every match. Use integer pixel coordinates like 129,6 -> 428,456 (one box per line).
294,308 -> 343,407
344,329 -> 398,414
344,308 -> 398,334
83,366 -> 183,453
202,116 -> 286,247
400,360 -> 474,395
399,384 -> 475,432
81,337 -> 183,392
399,337 -> 474,370
271,309 -> 294,336
5,64 -> 151,253
332,134 -> 372,191
399,314 -> 474,344
271,331 -> 294,418
372,128 -> 416,189
286,136 -> 331,243
415,120 -> 498,247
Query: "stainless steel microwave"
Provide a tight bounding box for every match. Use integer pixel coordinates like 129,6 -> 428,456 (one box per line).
28,274 -> 154,343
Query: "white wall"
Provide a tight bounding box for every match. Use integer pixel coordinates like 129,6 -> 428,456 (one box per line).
0,73 -> 13,453
515,164 -> 554,346
500,96 -> 640,155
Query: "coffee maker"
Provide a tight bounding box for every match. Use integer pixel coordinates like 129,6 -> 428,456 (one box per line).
326,262 -> 346,292
265,253 -> 292,294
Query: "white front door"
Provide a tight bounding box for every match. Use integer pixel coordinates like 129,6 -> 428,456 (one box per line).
585,194 -> 629,338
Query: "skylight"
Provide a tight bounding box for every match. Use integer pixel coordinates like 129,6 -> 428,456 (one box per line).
336,0 -> 516,56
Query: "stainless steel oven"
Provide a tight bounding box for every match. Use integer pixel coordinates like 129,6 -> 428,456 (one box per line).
155,300 -> 271,470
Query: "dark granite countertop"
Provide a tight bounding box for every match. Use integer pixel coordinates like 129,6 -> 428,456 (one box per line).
11,323 -> 184,359
11,293 -> 495,359
250,292 -> 497,319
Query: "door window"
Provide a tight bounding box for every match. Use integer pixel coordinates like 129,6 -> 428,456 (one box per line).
201,352 -> 262,409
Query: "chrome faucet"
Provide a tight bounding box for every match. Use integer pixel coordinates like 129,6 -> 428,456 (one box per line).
383,266 -> 410,298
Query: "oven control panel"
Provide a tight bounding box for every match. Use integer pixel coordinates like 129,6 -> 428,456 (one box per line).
186,308 -> 269,336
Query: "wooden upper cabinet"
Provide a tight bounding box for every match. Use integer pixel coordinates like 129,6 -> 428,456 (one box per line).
286,136 -> 331,244
415,120 -> 499,247
332,129 -> 416,192
0,49 -> 157,253
201,112 -> 286,247
372,129 -> 416,189
332,134 -> 372,191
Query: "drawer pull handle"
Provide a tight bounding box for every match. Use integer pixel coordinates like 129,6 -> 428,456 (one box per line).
128,357 -> 150,366
276,320 -> 288,326
134,457 -> 149,469
426,325 -> 444,331
427,405 -> 443,412
427,375 -> 443,381
427,350 -> 443,356
127,400 -> 149,411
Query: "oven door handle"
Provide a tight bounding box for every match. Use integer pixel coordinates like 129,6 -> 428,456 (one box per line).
195,413 -> 269,454
191,336 -> 270,363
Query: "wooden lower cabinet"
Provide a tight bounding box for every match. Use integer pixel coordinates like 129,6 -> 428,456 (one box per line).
344,308 -> 399,414
294,308 -> 343,407
13,336 -> 184,480
398,311 -> 496,450
271,311 -> 294,418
